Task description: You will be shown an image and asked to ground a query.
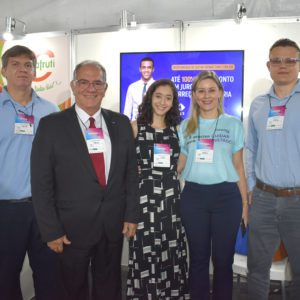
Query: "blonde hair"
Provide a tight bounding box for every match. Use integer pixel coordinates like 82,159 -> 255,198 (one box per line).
185,71 -> 224,136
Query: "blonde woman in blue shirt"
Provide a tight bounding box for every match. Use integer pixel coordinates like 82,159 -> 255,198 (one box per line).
177,71 -> 248,300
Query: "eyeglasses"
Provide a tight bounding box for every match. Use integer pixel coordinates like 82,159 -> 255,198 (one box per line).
75,79 -> 106,90
269,57 -> 300,66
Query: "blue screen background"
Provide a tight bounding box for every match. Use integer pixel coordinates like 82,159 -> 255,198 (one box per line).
120,51 -> 244,120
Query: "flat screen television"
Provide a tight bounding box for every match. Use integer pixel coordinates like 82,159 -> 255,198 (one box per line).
120,50 -> 244,120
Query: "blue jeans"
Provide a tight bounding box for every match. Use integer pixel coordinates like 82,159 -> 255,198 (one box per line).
248,188 -> 300,300
0,201 -> 63,300
180,181 -> 242,300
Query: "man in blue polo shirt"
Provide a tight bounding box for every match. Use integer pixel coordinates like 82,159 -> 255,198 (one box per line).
0,45 -> 61,300
246,38 -> 300,300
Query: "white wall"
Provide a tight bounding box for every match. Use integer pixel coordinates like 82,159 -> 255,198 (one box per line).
74,27 -> 180,112
20,255 -> 34,300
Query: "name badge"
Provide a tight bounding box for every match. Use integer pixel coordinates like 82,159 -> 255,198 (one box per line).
195,138 -> 214,163
153,143 -> 170,168
85,128 -> 105,154
14,113 -> 34,135
266,106 -> 286,130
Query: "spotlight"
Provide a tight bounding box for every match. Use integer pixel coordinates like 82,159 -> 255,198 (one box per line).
120,10 -> 137,30
236,3 -> 247,24
120,10 -> 128,29
2,16 -> 26,41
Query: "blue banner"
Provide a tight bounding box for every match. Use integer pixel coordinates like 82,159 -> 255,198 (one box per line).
120,50 -> 244,120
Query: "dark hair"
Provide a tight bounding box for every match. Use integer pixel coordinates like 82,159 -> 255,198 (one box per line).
73,60 -> 107,82
140,57 -> 154,68
269,38 -> 300,53
137,79 -> 181,126
1,45 -> 37,69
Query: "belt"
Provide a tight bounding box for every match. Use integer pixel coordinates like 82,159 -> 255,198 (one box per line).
0,197 -> 32,203
256,180 -> 300,197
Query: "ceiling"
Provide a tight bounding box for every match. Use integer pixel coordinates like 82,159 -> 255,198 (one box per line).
1,0 -> 300,35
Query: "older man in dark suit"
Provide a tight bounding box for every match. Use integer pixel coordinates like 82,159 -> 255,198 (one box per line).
31,60 -> 139,300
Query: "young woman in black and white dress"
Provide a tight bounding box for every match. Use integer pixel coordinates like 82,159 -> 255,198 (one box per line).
126,79 -> 190,300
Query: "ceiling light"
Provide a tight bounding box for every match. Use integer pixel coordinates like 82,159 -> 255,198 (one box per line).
120,10 -> 137,30
236,3 -> 247,24
2,16 -> 26,41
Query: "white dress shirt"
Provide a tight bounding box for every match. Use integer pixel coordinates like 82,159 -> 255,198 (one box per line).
123,78 -> 155,120
75,104 -> 111,181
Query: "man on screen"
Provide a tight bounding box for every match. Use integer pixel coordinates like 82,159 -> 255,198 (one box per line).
123,57 -> 155,120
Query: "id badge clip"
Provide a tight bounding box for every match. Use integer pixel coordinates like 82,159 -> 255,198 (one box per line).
195,138 -> 214,163
153,143 -> 171,168
266,106 -> 286,130
14,113 -> 34,135
85,128 -> 105,154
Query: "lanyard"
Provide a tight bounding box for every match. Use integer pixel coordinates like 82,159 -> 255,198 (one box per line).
197,116 -> 219,140
77,113 -> 103,130
268,94 -> 292,110
10,100 -> 34,120
153,127 -> 165,143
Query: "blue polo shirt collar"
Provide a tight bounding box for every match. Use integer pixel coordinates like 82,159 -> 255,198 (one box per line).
0,87 -> 41,107
267,79 -> 300,99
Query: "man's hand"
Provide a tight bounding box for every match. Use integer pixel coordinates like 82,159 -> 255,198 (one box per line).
122,222 -> 137,238
242,203 -> 249,227
47,235 -> 71,253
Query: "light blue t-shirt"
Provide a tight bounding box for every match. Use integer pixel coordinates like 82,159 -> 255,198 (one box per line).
178,114 -> 244,184
0,88 -> 58,200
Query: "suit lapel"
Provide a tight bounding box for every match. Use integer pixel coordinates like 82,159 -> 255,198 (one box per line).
64,106 -> 97,180
102,109 -> 117,184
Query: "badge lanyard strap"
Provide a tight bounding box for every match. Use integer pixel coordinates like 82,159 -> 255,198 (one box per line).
268,94 -> 292,110
153,127 -> 161,144
10,100 -> 34,121
152,122 -> 168,143
77,113 -> 103,130
152,125 -> 167,164
197,116 -> 219,141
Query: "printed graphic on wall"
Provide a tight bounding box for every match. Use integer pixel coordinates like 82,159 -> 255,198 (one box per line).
120,51 -> 244,120
0,35 -> 71,110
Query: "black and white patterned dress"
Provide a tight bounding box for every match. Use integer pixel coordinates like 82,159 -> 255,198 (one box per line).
127,123 -> 190,300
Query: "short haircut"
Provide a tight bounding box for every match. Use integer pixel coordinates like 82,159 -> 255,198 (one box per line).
1,45 -> 37,69
269,38 -> 300,53
73,60 -> 107,82
140,57 -> 154,68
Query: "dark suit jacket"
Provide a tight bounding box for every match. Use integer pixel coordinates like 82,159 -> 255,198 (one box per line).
31,106 -> 139,247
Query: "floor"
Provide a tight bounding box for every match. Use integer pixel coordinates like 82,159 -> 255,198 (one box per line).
30,267 -> 289,299
121,267 -> 289,299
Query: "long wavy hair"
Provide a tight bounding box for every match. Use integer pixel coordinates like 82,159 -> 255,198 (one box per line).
137,79 -> 181,126
185,71 -> 224,136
